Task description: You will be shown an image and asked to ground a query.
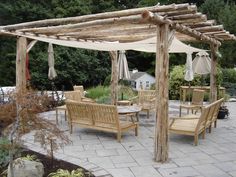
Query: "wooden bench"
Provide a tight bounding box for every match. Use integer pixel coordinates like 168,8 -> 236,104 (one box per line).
66,100 -> 139,142
55,91 -> 95,124
169,98 -> 223,145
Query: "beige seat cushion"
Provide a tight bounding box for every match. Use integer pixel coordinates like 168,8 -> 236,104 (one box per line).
170,119 -> 200,132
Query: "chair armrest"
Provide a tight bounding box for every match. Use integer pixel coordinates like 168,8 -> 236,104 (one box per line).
180,104 -> 203,109
169,118 -> 176,127
170,117 -> 199,120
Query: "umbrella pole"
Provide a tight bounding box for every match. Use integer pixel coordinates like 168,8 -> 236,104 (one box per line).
188,81 -> 191,104
201,75 -> 204,87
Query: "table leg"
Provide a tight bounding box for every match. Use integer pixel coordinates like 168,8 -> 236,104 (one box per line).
65,110 -> 67,121
136,112 -> 139,122
56,108 -> 58,124
179,106 -> 182,117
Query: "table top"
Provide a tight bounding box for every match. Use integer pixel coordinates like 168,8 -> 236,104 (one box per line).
117,105 -> 142,114
117,100 -> 131,106
180,86 -> 225,90
56,105 -> 67,110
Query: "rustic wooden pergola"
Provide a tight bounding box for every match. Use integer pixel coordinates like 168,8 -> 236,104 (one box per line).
0,3 -> 235,162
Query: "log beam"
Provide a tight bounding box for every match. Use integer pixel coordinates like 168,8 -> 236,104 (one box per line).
1,3 -> 194,31
210,44 -> 219,102
154,23 -> 169,162
193,25 -> 224,33
109,51 -> 118,105
142,11 -> 221,46
16,37 -> 27,93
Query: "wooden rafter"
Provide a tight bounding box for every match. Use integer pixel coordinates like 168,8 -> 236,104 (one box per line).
0,3 -> 235,44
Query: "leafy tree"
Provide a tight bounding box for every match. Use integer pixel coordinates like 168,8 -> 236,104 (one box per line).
0,0 -> 111,90
200,0 -> 236,68
0,0 -> 236,90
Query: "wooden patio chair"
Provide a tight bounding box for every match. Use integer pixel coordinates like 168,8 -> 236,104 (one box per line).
179,89 -> 205,116
73,85 -> 95,102
130,90 -> 156,118
169,103 -> 212,145
205,98 -> 224,133
73,85 -> 85,97
64,90 -> 82,102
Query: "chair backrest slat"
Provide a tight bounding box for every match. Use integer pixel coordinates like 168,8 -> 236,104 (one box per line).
66,100 -> 119,129
73,85 -> 85,97
91,104 -> 119,129
192,89 -> 205,105
66,100 -> 93,125
138,90 -> 156,105
196,98 -> 224,132
64,91 -> 82,102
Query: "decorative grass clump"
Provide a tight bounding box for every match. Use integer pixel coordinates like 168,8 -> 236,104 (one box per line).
86,85 -> 137,104
86,86 -> 111,104
118,85 -> 137,100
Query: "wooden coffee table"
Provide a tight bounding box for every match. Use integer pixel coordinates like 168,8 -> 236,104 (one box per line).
117,105 -> 142,122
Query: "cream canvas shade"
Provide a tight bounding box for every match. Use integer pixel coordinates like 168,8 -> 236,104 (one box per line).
6,32 -> 205,54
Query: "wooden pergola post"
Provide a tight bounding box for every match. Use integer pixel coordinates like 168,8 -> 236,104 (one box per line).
109,51 -> 118,105
210,43 -> 219,102
16,37 -> 27,93
154,23 -> 170,162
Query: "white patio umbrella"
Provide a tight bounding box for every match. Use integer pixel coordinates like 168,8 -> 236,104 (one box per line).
48,43 -> 57,80
184,52 -> 194,82
117,50 -> 130,100
184,52 -> 194,103
192,51 -> 211,86
118,50 -> 130,80
192,51 -> 211,75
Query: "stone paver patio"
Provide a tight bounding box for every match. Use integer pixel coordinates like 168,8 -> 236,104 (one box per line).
23,101 -> 236,177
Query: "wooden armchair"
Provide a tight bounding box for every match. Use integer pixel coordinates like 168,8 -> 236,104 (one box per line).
170,98 -> 224,145
170,103 -> 212,145
130,90 -> 156,118
73,85 -> 95,103
179,89 -> 205,116
64,90 -> 81,102
73,85 -> 85,96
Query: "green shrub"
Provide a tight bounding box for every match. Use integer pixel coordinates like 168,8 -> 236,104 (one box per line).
20,154 -> 40,162
0,137 -> 10,169
169,65 -> 201,100
48,168 -> 85,177
96,95 -> 111,104
204,66 -> 223,86
221,68 -> 236,96
86,85 -> 110,100
222,68 -> 236,83
103,74 -> 111,86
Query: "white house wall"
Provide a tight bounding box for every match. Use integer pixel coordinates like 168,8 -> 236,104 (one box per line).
135,74 -> 155,90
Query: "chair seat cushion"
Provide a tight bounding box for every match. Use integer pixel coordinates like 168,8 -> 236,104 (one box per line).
170,119 -> 202,132
181,114 -> 200,119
